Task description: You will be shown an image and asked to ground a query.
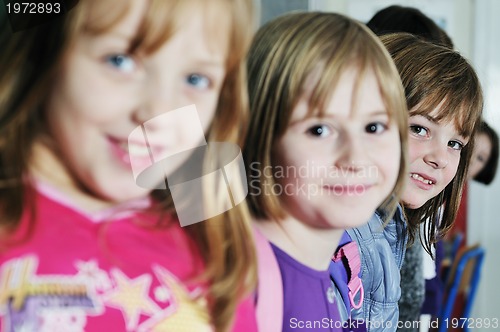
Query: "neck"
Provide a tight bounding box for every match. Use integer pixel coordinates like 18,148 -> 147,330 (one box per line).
256,217 -> 343,271
30,141 -> 115,212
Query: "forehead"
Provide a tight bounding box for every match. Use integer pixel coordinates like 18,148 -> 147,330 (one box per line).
328,67 -> 384,116
83,0 -> 231,58
296,66 -> 385,120
411,98 -> 469,137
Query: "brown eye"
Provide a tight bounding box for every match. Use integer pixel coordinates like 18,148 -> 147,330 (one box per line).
448,140 -> 464,151
366,122 -> 386,134
409,125 -> 428,137
306,125 -> 330,137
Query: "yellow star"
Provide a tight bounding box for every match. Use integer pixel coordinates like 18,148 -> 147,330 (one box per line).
103,270 -> 160,330
137,266 -> 213,332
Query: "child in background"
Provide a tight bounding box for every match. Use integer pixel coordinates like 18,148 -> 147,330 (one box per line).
244,12 -> 408,331
0,0 -> 257,331
347,32 -> 483,332
452,119 -> 499,243
468,120 -> 499,184
366,5 -> 453,49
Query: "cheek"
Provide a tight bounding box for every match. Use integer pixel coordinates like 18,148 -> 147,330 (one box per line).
407,139 -> 423,164
199,101 -> 219,133
71,87 -> 135,124
47,94 -> 109,142
379,142 -> 401,183
274,150 -> 316,184
59,56 -> 138,124
373,133 -> 402,174
443,157 -> 461,186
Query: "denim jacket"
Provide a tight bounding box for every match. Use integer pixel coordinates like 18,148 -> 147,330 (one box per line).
347,205 -> 407,332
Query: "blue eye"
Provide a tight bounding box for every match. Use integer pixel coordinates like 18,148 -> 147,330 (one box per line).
105,54 -> 136,73
186,74 -> 211,89
366,122 -> 387,134
307,125 -> 331,137
410,125 -> 429,137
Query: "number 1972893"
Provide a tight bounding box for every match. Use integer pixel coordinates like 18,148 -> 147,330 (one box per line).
6,2 -> 61,14
443,318 -> 499,329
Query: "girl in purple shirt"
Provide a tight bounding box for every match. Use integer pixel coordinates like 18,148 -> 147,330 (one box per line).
244,12 -> 409,332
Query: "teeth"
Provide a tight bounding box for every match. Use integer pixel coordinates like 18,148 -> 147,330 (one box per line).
410,173 -> 433,185
120,142 -> 152,157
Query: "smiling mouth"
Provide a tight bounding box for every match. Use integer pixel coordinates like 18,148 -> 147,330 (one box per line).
118,141 -> 153,158
109,135 -> 164,159
410,173 -> 434,185
323,184 -> 373,195
108,136 -> 167,171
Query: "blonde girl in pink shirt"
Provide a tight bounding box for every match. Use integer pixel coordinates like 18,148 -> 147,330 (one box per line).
0,0 -> 257,331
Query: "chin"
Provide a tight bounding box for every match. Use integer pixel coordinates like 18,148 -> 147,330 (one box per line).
91,181 -> 151,204
402,200 -> 425,210
341,209 -> 376,228
114,188 -> 151,202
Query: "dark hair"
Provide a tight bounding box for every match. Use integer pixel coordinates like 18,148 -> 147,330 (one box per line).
367,5 -> 454,48
474,120 -> 499,185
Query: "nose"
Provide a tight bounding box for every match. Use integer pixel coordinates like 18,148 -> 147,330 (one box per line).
335,132 -> 368,172
424,143 -> 449,169
132,71 -> 177,127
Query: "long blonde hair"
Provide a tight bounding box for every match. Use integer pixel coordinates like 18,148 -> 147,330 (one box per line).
0,1 -> 256,330
244,12 -> 408,222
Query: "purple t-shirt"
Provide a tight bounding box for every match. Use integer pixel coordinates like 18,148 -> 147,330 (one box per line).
271,243 -> 344,332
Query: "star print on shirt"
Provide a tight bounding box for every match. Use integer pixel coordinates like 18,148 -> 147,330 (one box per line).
137,265 -> 213,332
102,269 -> 161,330
75,260 -> 112,293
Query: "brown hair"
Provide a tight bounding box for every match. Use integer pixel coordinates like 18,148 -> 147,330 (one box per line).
473,120 -> 499,185
0,0 -> 256,330
244,12 -> 408,222
380,33 -> 483,254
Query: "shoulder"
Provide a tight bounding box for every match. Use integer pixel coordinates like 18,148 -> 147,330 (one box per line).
347,211 -> 385,243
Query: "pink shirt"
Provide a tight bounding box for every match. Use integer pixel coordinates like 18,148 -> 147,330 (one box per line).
0,185 -> 257,331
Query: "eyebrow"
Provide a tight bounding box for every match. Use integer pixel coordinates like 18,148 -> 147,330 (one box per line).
97,32 -> 134,46
110,31 -> 131,39
366,110 -> 389,117
416,113 -> 470,139
419,114 -> 439,124
290,109 -> 390,124
190,59 -> 225,68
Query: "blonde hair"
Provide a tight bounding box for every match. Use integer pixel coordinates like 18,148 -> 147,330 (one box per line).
380,33 -> 483,254
244,12 -> 408,222
0,0 -> 256,330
